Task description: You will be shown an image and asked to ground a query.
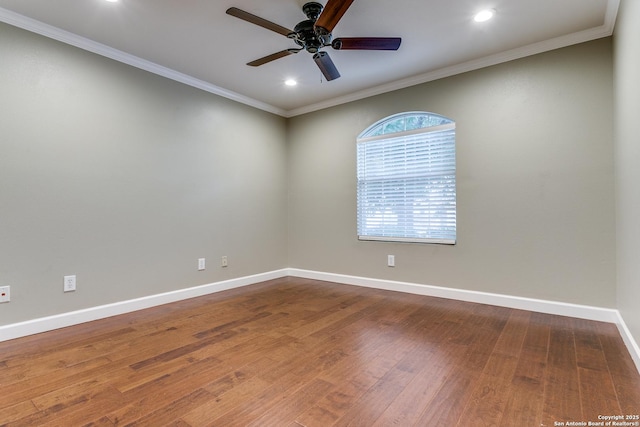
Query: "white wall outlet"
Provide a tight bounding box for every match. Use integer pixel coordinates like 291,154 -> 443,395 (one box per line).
0,286 -> 10,303
64,275 -> 76,292
387,255 -> 395,267
198,258 -> 206,271
221,256 -> 228,268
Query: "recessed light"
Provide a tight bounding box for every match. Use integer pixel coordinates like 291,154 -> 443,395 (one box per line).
284,79 -> 298,87
104,0 -> 118,3
474,9 -> 495,22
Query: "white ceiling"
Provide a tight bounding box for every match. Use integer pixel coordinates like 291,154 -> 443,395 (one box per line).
0,0 -> 618,117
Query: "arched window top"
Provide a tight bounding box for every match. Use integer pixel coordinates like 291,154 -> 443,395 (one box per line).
359,111 -> 454,138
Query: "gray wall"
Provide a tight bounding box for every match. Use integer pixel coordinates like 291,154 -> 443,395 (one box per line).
614,0 -> 640,345
288,38 -> 616,308
0,19 -> 621,329
0,23 -> 288,325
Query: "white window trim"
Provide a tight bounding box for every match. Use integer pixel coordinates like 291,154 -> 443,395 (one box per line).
358,235 -> 456,245
357,122 -> 456,144
357,112 -> 456,245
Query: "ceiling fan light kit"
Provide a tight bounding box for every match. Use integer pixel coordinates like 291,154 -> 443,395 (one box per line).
226,0 -> 402,81
313,51 -> 341,80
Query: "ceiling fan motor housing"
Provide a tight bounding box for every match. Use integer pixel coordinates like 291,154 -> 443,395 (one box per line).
293,20 -> 331,53
291,2 -> 332,53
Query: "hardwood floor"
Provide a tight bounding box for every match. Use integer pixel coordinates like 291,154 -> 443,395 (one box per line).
1,277 -> 639,426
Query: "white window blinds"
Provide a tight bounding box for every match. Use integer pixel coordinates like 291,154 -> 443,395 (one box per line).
357,116 -> 456,244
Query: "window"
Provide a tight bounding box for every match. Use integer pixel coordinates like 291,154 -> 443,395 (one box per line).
357,112 -> 456,244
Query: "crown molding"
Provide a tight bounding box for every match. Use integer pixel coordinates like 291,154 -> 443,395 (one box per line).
284,19 -> 618,117
1,0 -> 619,118
0,7 -> 287,117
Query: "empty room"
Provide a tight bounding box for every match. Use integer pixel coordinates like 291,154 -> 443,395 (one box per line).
1,0 -> 639,425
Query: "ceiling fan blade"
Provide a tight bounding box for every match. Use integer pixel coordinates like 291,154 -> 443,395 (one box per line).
314,0 -> 355,35
226,7 -> 294,37
332,37 -> 402,50
313,51 -> 341,81
247,49 -> 300,67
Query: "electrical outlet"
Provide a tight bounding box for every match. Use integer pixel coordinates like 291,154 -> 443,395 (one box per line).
64,275 -> 76,292
387,255 -> 395,267
221,256 -> 228,268
198,258 -> 206,271
0,286 -> 10,303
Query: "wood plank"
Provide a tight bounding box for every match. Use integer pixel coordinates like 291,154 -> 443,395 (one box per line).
414,304 -> 511,426
117,388 -> 213,426
182,367 -> 272,425
573,319 -> 622,419
371,350 -> 452,426
370,301 -> 474,426
456,310 -> 530,426
246,378 -> 335,426
6,386 -> 125,426
296,357 -> 396,427
541,326 -> 583,426
0,278 -> 638,426
0,400 -> 39,425
499,313 -> 550,426
331,347 -> 430,426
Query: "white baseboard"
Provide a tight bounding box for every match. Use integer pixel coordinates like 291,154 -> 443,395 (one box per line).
0,269 -> 288,343
614,312 -> 640,374
288,269 -> 620,321
288,268 -> 640,374
1,267 -> 638,375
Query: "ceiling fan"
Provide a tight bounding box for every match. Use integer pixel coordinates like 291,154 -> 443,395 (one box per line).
226,0 -> 402,81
